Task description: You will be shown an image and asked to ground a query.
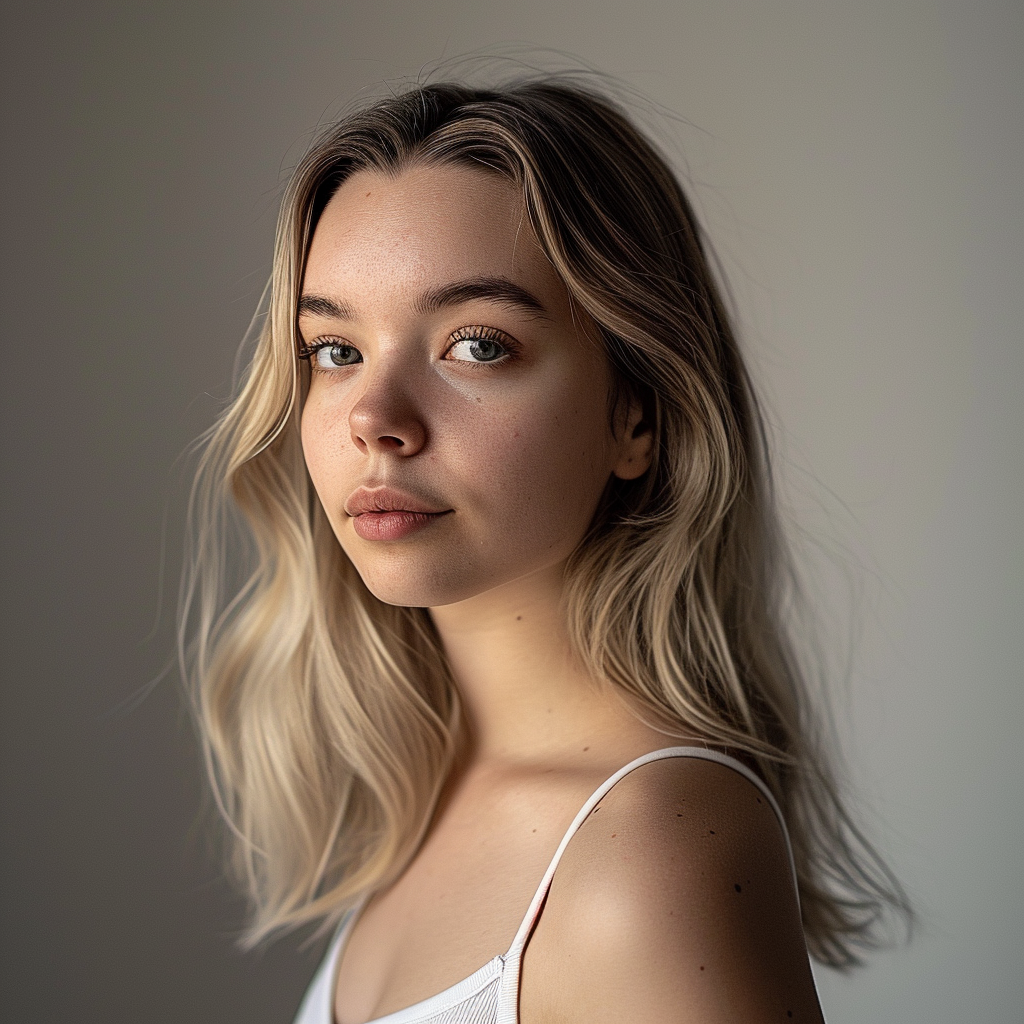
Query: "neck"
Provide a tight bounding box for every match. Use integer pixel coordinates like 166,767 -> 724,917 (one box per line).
428,562 -> 646,769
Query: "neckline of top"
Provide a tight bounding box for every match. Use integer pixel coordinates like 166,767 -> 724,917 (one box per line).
328,745 -> 788,1024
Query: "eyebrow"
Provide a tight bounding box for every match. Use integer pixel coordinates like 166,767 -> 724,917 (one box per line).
416,277 -> 550,319
297,276 -> 550,322
297,294 -> 354,319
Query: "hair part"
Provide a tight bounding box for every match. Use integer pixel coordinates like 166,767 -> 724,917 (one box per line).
180,79 -> 910,966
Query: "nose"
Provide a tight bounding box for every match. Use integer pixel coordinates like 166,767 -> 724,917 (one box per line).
348,363 -> 427,457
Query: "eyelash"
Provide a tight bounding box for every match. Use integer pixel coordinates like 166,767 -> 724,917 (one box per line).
445,325 -> 520,364
296,337 -> 357,366
297,326 -> 521,369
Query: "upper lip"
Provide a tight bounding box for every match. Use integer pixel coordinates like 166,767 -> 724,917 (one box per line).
344,486 -> 450,517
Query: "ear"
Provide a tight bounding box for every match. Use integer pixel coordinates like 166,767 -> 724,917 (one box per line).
612,397 -> 654,481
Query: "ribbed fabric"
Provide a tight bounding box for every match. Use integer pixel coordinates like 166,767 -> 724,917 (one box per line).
293,747 -> 798,1024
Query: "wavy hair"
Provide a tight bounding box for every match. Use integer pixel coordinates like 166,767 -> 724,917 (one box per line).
180,78 -> 910,967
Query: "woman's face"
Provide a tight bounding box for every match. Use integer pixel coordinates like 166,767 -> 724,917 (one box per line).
299,162 -> 648,608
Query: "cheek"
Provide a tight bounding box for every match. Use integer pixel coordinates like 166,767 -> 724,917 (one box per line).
455,380 -> 615,551
300,391 -> 353,512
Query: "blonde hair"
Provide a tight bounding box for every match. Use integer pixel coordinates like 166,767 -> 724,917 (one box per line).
180,79 -> 909,967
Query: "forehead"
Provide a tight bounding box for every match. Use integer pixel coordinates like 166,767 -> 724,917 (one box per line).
302,163 -> 553,302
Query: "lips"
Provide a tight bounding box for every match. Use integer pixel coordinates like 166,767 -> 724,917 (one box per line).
345,485 -> 448,517
345,486 -> 451,541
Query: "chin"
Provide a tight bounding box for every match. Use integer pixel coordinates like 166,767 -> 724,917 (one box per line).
351,557 -> 492,609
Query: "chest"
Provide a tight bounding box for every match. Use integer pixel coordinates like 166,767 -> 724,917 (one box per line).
332,773 -> 594,1024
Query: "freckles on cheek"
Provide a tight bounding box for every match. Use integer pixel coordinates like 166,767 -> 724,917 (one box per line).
503,398 -> 611,510
300,398 -> 351,500
299,405 -> 324,479
474,409 -> 574,504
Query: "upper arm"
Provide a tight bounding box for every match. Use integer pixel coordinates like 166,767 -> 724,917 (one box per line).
519,757 -> 824,1024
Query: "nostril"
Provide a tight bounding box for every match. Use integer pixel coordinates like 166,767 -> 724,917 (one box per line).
378,435 -> 404,449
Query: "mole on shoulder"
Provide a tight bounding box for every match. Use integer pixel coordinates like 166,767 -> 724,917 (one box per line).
734,883 -> 742,893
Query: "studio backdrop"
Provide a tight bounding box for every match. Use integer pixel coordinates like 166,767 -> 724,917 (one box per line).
2,2 -> 1021,1022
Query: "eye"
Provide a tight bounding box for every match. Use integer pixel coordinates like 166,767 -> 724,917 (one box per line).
301,341 -> 363,368
445,326 -> 517,364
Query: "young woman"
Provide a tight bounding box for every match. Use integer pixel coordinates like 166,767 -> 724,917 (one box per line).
181,80 -> 907,1024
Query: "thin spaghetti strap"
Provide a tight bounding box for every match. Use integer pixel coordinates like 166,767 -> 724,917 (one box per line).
502,746 -> 796,961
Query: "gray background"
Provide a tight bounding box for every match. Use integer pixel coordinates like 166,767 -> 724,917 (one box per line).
2,1 -> 1020,1021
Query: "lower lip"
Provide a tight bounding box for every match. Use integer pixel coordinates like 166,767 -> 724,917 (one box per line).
351,510 -> 450,541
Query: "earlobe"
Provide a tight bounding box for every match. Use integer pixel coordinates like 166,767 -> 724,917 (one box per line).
613,403 -> 654,481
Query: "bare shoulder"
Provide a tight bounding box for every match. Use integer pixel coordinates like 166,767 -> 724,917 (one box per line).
520,755 -> 824,1024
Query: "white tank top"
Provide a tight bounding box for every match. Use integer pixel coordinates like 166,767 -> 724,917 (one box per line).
293,746 -> 801,1024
